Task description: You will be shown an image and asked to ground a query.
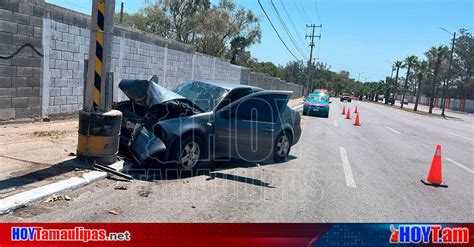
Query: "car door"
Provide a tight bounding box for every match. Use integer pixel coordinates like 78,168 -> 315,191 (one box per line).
214,91 -> 291,162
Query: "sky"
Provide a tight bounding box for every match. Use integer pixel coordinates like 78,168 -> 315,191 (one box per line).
47,0 -> 473,82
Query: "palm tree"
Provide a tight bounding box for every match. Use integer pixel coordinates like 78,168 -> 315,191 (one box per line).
391,60 -> 403,105
425,46 -> 450,113
401,55 -> 418,108
413,60 -> 429,111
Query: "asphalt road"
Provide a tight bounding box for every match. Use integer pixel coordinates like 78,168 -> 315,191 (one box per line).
3,99 -> 473,222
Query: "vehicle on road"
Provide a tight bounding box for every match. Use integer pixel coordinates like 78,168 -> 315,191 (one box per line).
115,80 -> 302,172
340,93 -> 352,102
303,92 -> 331,117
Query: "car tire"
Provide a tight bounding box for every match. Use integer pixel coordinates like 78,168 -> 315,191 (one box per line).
172,135 -> 211,176
348,99 -> 352,102
324,113 -> 329,118
273,131 -> 292,163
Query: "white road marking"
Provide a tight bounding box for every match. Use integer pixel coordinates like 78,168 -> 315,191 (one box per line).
339,147 -> 356,188
334,120 -> 338,127
448,132 -> 474,142
386,126 -> 401,135
446,157 -> 474,174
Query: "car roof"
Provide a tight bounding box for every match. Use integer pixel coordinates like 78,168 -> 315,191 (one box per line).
309,92 -> 326,95
191,80 -> 263,91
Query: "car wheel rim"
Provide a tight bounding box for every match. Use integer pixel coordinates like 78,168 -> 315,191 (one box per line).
276,135 -> 290,157
180,141 -> 200,169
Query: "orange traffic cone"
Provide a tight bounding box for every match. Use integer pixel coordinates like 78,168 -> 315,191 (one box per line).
353,113 -> 360,126
346,108 -> 351,119
354,106 -> 358,113
341,106 -> 346,115
421,145 -> 448,187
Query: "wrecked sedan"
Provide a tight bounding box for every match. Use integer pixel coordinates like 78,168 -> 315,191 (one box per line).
115,80 -> 301,170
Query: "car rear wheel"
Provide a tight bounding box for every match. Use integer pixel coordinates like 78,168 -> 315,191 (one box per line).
274,131 -> 292,162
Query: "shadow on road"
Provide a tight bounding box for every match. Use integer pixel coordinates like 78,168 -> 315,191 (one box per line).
0,158 -> 91,192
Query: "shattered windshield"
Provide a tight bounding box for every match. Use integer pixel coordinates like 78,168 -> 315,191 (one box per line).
173,81 -> 228,112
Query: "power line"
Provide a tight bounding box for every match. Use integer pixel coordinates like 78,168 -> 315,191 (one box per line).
313,0 -> 322,23
278,0 -> 307,49
298,0 -> 311,23
257,0 -> 302,61
269,0 -> 308,60
292,0 -> 309,24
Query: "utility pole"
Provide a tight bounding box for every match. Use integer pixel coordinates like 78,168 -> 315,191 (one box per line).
441,31 -> 456,116
305,24 -> 321,94
77,0 -> 122,165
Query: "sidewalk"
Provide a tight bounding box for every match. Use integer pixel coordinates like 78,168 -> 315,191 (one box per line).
0,119 -> 87,199
393,100 -> 474,123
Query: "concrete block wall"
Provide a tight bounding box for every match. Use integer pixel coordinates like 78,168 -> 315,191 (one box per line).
1,0 -> 303,120
0,0 -> 44,120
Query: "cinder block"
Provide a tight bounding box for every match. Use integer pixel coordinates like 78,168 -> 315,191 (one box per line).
48,105 -> 60,114
0,65 -> 16,77
16,67 -> 33,77
69,26 -> 79,35
62,33 -> 74,43
29,16 -> 42,28
27,78 -> 40,87
17,24 -> 34,35
0,32 -> 13,44
31,106 -> 40,116
31,67 -> 41,77
0,97 -> 11,109
55,41 -> 68,51
61,70 -> 73,79
0,9 -> 13,22
60,87 -> 72,96
54,96 -> 67,105
50,88 -> 60,96
15,107 -> 32,118
16,87 -> 33,97
34,27 -> 42,37
56,22 -> 68,32
28,57 -> 41,67
54,78 -> 67,87
13,12 -> 30,25
0,108 -> 15,120
67,95 -> 78,104
55,60 -> 67,69
50,69 -> 61,78
18,3 -> 34,15
60,104 -> 71,113
67,61 -> 79,70
28,97 -> 40,106
67,78 -> 79,87
12,56 -> 29,67
67,43 -> 79,53
0,77 -> 12,87
62,51 -> 74,61
12,97 -> 28,108
13,77 -> 28,87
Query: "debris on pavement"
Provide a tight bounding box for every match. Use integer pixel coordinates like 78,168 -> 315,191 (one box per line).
44,195 -> 71,203
114,184 -> 129,190
93,162 -> 133,181
138,190 -> 151,197
109,208 -> 122,215
68,152 -> 76,156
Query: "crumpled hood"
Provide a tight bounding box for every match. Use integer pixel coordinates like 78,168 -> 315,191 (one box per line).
119,79 -> 185,108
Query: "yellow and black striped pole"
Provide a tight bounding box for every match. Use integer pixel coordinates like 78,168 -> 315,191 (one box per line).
77,0 -> 122,165
93,0 -> 105,111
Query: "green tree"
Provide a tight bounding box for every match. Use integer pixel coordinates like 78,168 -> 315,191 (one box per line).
413,60 -> 429,111
425,45 -> 450,113
401,55 -> 418,108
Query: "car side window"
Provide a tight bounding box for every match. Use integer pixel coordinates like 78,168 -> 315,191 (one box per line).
217,88 -> 254,111
231,94 -> 288,123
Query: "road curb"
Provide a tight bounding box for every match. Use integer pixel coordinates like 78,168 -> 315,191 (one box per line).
292,104 -> 304,110
0,160 -> 127,215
